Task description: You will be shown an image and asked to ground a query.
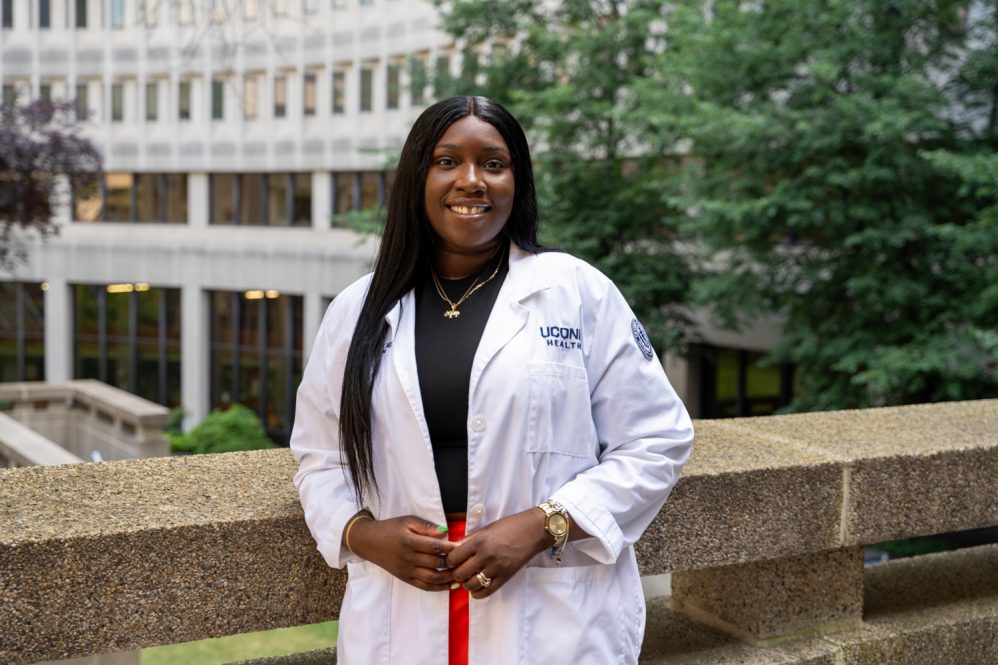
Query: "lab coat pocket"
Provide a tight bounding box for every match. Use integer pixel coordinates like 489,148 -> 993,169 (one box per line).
338,561 -> 390,665
519,564 -> 635,664
525,362 -> 597,457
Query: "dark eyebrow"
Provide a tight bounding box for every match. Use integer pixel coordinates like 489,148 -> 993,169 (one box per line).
435,143 -> 509,154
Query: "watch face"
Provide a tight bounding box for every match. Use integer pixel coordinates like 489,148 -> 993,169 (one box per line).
548,513 -> 569,537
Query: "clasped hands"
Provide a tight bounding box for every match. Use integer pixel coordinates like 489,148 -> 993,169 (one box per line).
346,509 -> 551,599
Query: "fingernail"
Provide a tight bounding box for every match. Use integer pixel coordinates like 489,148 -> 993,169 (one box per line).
450,582 -> 460,590
437,525 -> 449,532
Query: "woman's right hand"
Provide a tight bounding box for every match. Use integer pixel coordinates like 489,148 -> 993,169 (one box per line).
346,514 -> 457,591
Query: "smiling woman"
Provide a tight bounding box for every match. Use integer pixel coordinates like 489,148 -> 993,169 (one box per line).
290,96 -> 694,665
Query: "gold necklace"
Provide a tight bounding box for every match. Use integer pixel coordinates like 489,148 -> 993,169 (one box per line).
429,245 -> 504,319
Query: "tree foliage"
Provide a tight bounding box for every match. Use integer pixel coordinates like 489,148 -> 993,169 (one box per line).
436,0 -> 998,409
0,97 -> 103,271
170,404 -> 276,455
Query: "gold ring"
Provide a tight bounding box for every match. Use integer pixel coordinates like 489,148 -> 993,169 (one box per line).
476,571 -> 492,589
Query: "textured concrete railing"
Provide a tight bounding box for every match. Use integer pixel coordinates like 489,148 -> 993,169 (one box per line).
1,400 -> 996,664
0,380 -> 169,467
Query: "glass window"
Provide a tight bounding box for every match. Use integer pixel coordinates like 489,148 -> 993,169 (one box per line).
435,54 -> 450,95
111,83 -> 124,122
361,172 -> 380,209
134,173 -> 161,222
409,56 -> 426,106
145,81 -> 157,121
75,83 -> 88,120
240,173 -> 265,225
2,0 -> 12,28
75,0 -> 86,28
386,62 -> 400,110
40,0 -> 51,28
273,75 -> 286,118
696,345 -> 794,419
179,80 -> 191,120
74,177 -> 101,222
3,84 -> 15,106
267,174 -> 289,225
212,79 -> 224,120
359,66 -> 373,112
303,73 -> 316,116
40,84 -> 51,101
105,173 -> 133,221
210,174 -> 237,224
111,0 -> 123,27
244,0 -> 257,21
334,172 -> 354,214
293,173 -> 311,226
243,74 -> 257,119
0,283 -> 46,383
331,69 -> 345,114
165,174 -> 188,224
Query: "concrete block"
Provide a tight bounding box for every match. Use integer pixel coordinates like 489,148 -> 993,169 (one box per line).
637,420 -> 844,573
672,547 -> 864,640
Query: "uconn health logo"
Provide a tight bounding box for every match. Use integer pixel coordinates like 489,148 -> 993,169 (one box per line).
539,325 -> 583,350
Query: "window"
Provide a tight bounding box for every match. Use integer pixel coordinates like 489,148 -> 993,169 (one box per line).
360,66 -> 373,112
303,73 -> 316,117
435,54 -> 450,95
361,171 -> 382,208
267,174 -> 289,225
111,0 -> 123,27
2,0 -> 12,28
75,83 -> 88,120
243,74 -> 257,119
75,0 -> 86,28
331,69 -> 345,114
40,84 -> 51,101
111,83 -> 124,122
179,80 -> 191,120
144,0 -> 157,26
134,174 -> 161,222
74,284 -> 182,407
164,174 -> 188,223
212,79 -> 224,120
39,0 -> 51,28
386,62 -> 400,110
695,345 -> 795,419
293,173 -> 311,225
209,290 -> 303,443
273,75 -> 286,118
179,0 -> 193,26
104,173 -> 132,221
2,84 -> 14,107
244,0 -> 256,21
240,174 -> 265,224
210,174 -> 237,224
409,56 -> 426,106
145,81 -> 157,121
0,283 -> 46,383
334,172 -> 354,214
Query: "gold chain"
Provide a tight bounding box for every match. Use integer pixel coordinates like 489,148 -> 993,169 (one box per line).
429,244 -> 505,319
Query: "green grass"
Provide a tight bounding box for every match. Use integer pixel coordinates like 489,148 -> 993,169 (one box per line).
141,621 -> 337,665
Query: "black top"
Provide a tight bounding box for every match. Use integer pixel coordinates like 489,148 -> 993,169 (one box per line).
414,244 -> 509,514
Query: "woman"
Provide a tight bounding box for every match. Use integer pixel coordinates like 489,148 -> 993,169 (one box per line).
291,96 -> 693,664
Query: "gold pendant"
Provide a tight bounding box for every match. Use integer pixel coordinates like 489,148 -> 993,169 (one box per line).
444,309 -> 461,319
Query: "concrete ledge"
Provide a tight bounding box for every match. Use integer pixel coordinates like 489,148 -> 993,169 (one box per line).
0,412 -> 83,467
1,401 -> 996,663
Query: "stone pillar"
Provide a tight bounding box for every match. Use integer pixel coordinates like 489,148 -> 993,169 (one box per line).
188,173 -> 209,227
671,547 -> 864,641
312,171 -> 332,231
302,291 -> 326,361
180,284 -> 207,432
43,279 -> 71,382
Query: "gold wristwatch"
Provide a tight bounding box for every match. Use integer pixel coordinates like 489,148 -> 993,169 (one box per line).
538,500 -> 569,565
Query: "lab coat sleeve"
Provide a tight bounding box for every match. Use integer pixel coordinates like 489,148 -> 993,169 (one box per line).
290,297 -> 364,570
549,279 -> 693,565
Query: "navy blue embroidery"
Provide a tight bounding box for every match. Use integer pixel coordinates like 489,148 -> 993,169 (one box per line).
631,319 -> 654,360
539,325 -> 583,350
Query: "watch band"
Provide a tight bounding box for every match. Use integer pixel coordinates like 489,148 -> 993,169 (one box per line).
538,500 -> 569,565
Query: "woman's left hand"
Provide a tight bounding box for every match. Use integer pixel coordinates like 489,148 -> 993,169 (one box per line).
445,508 -> 551,599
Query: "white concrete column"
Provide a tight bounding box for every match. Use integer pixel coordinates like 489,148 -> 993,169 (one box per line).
180,284 -> 208,431
188,173 -> 209,227
302,290 -> 325,360
43,278 -> 72,381
311,171 -> 332,231
51,175 -> 72,225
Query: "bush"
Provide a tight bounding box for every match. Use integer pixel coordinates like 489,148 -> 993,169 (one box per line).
170,405 -> 276,455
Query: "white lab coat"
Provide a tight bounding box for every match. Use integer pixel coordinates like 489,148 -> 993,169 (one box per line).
291,244 -> 693,664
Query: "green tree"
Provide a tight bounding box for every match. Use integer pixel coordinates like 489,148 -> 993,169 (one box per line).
434,0 -> 696,351
645,0 -> 997,409
170,404 -> 276,455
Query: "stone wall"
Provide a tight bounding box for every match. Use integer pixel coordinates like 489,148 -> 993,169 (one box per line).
1,400 -> 996,664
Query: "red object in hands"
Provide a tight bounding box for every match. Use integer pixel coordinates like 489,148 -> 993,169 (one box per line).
448,520 -> 468,665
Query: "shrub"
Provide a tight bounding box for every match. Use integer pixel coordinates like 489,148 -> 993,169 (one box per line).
169,404 -> 275,455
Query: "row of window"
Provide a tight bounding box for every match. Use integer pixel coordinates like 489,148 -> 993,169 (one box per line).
71,171 -> 387,224
2,56 -> 446,123
0,0 -> 384,30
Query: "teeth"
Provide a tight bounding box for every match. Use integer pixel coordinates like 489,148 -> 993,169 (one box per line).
450,205 -> 489,215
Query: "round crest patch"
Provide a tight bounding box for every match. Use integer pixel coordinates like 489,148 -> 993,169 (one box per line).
630,318 -> 655,360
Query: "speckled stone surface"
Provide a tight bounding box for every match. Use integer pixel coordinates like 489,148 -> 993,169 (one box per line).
636,420 -> 844,574
231,648 -> 337,665
718,400 -> 998,545
0,450 -> 344,665
672,547 -> 864,639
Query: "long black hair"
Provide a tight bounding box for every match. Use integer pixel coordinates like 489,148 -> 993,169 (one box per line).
340,96 -> 542,504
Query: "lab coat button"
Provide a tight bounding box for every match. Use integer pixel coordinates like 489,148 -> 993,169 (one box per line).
471,416 -> 486,432
470,504 -> 485,518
